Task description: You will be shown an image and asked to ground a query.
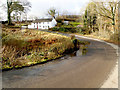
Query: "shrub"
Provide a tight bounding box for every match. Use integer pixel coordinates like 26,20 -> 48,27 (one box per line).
59,27 -> 67,32
52,27 -> 59,31
70,34 -> 75,39
110,31 -> 120,42
75,27 -> 90,35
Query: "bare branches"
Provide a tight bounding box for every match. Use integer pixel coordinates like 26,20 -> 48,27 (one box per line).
6,0 -> 31,24
97,12 -> 113,19
95,1 -> 118,26
47,8 -> 57,18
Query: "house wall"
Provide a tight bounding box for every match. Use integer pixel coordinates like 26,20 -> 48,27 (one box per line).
63,21 -> 69,25
51,18 -> 57,27
28,18 -> 57,29
38,22 -> 51,29
28,23 -> 37,29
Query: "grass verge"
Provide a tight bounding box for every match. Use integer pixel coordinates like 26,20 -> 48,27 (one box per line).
2,28 -> 80,70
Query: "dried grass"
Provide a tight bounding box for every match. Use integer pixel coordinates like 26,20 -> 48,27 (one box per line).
2,29 -> 74,70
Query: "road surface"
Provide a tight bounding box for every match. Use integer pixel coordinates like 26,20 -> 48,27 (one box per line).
2,35 -> 118,88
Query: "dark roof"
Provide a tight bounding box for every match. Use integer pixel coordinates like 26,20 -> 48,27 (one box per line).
12,20 -> 33,23
34,18 -> 53,23
56,18 -> 76,22
0,21 -> 8,24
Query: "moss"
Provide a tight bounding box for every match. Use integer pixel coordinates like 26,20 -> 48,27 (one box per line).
2,65 -> 13,70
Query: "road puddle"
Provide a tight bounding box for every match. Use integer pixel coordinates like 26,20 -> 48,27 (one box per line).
69,44 -> 89,57
69,48 -> 87,57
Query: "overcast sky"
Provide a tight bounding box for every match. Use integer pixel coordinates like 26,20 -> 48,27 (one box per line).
0,0 -> 90,20
28,0 -> 90,17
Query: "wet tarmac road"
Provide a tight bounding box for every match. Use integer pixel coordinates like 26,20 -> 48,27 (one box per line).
2,35 -> 118,88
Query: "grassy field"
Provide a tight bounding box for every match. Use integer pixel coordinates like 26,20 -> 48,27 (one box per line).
69,22 -> 82,27
2,28 -> 76,70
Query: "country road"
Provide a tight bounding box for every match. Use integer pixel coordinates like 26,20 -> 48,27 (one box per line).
2,35 -> 118,88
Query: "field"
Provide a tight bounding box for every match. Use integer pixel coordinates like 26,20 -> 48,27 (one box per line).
69,22 -> 83,27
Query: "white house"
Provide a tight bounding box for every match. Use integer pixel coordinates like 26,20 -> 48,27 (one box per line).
28,18 -> 57,29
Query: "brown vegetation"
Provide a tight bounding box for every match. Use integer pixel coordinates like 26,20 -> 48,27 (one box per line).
2,28 -> 75,70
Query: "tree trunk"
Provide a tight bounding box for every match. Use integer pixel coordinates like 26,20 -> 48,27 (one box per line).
103,24 -> 107,38
8,10 -> 11,25
7,0 -> 12,25
111,6 -> 115,33
99,17 -> 103,36
112,25 -> 116,33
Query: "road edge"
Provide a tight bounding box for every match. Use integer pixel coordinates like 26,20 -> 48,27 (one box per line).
75,35 -> 119,88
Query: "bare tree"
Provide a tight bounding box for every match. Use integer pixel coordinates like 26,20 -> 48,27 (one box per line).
47,7 -> 58,18
7,0 -> 31,25
94,1 -> 118,33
